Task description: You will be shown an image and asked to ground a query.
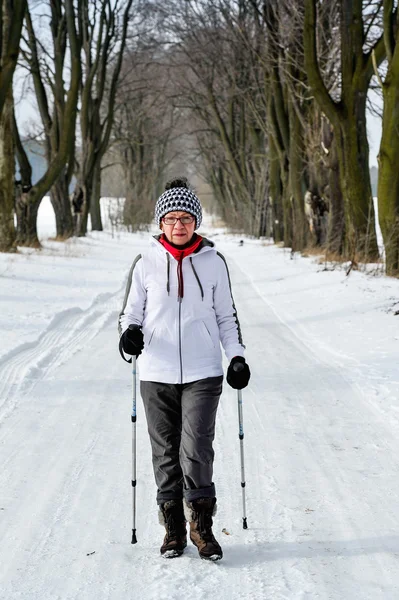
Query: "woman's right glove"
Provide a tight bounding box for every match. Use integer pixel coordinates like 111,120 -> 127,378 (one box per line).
226,356 -> 251,390
119,324 -> 144,359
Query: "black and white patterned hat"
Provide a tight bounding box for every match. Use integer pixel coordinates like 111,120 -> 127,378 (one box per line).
154,187 -> 202,229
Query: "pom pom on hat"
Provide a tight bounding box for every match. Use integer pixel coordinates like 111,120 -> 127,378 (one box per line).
155,178 -> 202,229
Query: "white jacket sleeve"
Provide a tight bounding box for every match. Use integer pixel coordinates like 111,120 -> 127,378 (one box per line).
118,255 -> 146,336
213,253 -> 245,362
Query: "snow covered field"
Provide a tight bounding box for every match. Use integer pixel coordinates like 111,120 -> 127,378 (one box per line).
1,199 -> 399,599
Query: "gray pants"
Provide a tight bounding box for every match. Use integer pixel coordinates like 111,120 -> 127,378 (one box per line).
140,376 -> 223,505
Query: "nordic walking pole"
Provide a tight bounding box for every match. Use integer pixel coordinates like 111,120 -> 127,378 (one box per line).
128,324 -> 140,544
233,362 -> 248,529
131,352 -> 138,543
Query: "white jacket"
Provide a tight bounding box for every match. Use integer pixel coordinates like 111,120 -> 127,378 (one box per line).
119,236 -> 245,384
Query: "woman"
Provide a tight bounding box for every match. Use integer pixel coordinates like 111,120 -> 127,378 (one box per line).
119,178 -> 250,561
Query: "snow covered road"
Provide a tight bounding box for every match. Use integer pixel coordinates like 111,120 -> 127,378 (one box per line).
1,215 -> 399,599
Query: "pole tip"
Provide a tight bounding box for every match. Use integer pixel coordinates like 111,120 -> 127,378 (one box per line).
243,518 -> 248,530
131,529 -> 137,544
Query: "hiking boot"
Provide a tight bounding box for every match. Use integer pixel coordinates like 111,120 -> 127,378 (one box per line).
184,497 -> 223,561
159,499 -> 187,558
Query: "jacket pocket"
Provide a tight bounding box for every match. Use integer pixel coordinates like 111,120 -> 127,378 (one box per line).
147,328 -> 156,347
201,321 -> 215,350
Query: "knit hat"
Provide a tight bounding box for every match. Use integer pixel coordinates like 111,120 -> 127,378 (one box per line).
154,178 -> 202,229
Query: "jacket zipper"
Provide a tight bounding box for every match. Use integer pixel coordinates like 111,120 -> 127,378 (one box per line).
178,296 -> 183,383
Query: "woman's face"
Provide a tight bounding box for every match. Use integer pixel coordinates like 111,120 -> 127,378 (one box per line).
160,211 -> 196,245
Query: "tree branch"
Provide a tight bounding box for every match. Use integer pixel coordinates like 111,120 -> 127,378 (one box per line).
303,0 -> 340,126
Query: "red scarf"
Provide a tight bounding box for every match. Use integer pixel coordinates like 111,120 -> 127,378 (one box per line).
159,234 -> 203,298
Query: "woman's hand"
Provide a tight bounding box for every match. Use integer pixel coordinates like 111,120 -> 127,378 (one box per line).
121,324 -> 144,357
226,356 -> 250,390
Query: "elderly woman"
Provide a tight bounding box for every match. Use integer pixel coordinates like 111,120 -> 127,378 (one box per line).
119,178 -> 250,561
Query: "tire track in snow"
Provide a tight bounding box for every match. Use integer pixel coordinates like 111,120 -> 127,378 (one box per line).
0,291 -> 120,429
24,434 -> 100,568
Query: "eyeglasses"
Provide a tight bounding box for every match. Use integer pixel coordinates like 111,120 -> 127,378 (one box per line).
162,215 -> 195,225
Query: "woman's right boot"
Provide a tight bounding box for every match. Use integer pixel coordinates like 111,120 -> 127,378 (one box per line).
159,499 -> 187,558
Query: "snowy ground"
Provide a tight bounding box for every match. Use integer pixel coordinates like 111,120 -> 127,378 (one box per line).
1,199 -> 399,600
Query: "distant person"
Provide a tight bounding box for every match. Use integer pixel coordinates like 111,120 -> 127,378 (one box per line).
118,177 -> 250,561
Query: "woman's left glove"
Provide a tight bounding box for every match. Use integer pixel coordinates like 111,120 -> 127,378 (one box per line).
226,356 -> 251,390
120,325 -> 144,358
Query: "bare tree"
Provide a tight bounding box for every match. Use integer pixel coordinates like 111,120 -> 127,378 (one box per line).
16,0 -> 81,246
304,0 -> 385,260
0,0 -> 27,252
261,1 -> 309,249
113,49 -> 179,229
74,0 -> 133,236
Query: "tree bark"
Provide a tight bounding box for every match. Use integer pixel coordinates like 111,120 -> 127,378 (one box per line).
378,87 -> 399,274
78,181 -> 91,237
0,0 -> 26,252
268,135 -> 284,243
90,162 -> 102,231
267,81 -> 292,247
288,98 -> 308,251
337,92 -> 377,259
0,0 -> 26,116
15,197 -> 41,247
50,170 -> 74,239
281,163 -> 293,248
377,2 -> 399,275
324,125 -> 345,255
0,89 -> 15,252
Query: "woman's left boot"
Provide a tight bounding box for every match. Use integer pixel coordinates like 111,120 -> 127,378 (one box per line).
184,497 -> 223,561
159,499 -> 187,558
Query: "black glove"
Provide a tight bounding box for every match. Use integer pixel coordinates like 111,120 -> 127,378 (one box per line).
226,356 -> 250,390
120,324 -> 144,359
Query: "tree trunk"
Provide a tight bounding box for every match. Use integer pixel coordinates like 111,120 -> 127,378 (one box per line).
281,164 -> 293,248
377,44 -> 399,275
268,135 -> 284,243
257,194 -> 269,238
78,180 -> 92,236
15,196 -> 41,247
337,94 -> 378,260
0,90 -> 16,252
123,157 -> 137,227
50,173 -> 74,239
0,0 -> 26,117
288,100 -> 308,251
90,161 -> 103,231
326,131 -> 345,255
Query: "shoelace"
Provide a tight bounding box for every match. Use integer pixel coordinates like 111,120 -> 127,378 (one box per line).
165,513 -> 178,539
165,510 -> 186,541
197,510 -> 214,542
